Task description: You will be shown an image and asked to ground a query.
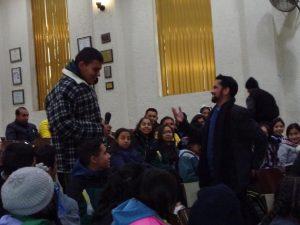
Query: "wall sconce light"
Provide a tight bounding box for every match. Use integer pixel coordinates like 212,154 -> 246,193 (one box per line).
96,2 -> 105,11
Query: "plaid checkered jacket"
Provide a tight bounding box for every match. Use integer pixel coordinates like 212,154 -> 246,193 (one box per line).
46,68 -> 102,173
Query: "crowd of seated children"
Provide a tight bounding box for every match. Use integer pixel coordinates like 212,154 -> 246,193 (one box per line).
6,99 -> 300,225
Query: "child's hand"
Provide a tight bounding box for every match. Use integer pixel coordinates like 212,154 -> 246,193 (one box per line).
172,107 -> 185,123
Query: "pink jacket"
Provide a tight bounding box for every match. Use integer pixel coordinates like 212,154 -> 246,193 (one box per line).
130,216 -> 167,225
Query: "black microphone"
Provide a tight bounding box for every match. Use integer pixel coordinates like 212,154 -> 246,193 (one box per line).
104,112 -> 111,125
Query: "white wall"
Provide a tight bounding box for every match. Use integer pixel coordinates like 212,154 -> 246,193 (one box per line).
0,4 -> 4,136
1,0 -> 300,135
0,0 -> 44,136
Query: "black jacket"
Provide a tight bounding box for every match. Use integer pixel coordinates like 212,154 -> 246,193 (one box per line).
179,98 -> 267,193
246,88 -> 279,123
131,130 -> 157,163
5,121 -> 38,143
66,160 -> 109,202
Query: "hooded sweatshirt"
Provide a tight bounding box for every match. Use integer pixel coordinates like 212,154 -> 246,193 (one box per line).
112,198 -> 166,225
277,139 -> 300,168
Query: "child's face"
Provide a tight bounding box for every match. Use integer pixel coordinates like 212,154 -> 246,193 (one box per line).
162,119 -> 175,131
273,122 -> 284,136
117,131 -> 131,149
197,117 -> 205,124
202,109 -> 210,119
162,126 -> 173,142
139,119 -> 152,135
190,143 -> 201,155
145,111 -> 158,124
288,128 -> 300,144
93,143 -> 111,170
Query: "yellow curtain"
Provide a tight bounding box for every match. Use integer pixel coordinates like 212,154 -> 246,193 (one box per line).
156,0 -> 216,96
31,0 -> 70,110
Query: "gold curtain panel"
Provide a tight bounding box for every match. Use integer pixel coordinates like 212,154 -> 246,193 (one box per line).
31,0 -> 70,110
156,0 -> 216,96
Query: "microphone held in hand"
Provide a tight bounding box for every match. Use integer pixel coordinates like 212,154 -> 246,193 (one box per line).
104,112 -> 111,124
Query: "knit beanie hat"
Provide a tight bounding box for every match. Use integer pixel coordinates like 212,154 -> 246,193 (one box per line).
245,77 -> 259,89
1,167 -> 54,216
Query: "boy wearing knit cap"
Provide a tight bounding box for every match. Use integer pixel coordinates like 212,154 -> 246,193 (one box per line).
0,167 -> 58,225
66,138 -> 110,224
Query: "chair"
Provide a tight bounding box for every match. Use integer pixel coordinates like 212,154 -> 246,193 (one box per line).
182,182 -> 199,208
256,168 -> 284,194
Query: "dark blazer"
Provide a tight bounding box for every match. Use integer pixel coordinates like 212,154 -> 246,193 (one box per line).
179,98 -> 267,193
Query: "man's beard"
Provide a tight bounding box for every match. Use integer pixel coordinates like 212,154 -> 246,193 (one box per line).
211,95 -> 218,103
94,78 -> 99,84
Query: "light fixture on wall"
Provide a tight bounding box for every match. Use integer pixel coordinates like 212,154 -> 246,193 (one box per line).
96,2 -> 105,11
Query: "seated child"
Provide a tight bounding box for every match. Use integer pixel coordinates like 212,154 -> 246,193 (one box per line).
112,168 -> 178,225
278,123 -> 300,173
0,167 -> 61,225
66,138 -> 111,224
35,145 -> 80,225
178,137 -> 200,183
110,128 -> 144,169
91,164 -> 146,225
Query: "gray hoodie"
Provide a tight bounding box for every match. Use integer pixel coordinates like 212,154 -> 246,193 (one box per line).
277,140 -> 299,167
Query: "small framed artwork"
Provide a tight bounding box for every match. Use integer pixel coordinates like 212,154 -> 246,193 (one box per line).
12,89 -> 25,105
101,49 -> 113,64
101,33 -> 111,44
9,47 -> 22,63
104,66 -> 112,79
105,81 -> 114,90
11,67 -> 22,85
77,36 -> 92,52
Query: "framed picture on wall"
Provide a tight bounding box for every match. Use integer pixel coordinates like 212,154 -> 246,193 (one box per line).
11,67 -> 22,85
12,89 -> 25,105
105,81 -> 114,90
9,47 -> 22,63
101,49 -> 113,64
101,33 -> 111,44
104,66 -> 112,79
77,36 -> 92,52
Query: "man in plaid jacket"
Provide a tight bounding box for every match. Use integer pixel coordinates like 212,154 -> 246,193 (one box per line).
46,48 -> 103,187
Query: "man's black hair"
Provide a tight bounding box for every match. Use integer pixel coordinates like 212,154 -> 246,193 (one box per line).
15,107 -> 27,116
145,108 -> 158,115
75,47 -> 104,66
77,138 -> 103,167
216,74 -> 238,97
35,145 -> 56,168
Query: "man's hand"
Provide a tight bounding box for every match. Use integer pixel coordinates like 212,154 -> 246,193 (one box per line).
172,107 -> 185,123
